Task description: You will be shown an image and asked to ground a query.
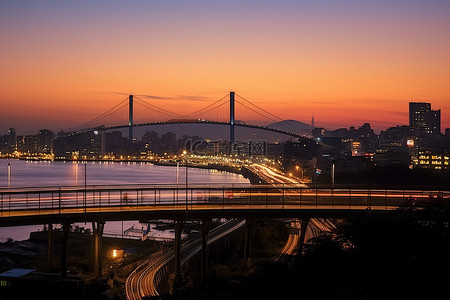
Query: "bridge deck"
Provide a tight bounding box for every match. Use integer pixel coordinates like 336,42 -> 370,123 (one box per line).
1,184 -> 448,226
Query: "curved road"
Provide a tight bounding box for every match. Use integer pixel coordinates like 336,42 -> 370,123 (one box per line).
126,219 -> 245,300
249,164 -> 336,256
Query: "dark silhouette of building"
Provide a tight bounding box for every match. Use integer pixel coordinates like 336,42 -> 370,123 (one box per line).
0,128 -> 17,153
53,131 -> 102,159
142,131 -> 159,153
105,131 -> 124,154
409,102 -> 441,136
319,123 -> 379,157
160,132 -> 176,154
283,140 -> 319,177
379,125 -> 415,151
12,129 -> 54,155
37,129 -> 55,153
311,127 -> 326,139
8,128 -> 16,152
16,135 -> 37,154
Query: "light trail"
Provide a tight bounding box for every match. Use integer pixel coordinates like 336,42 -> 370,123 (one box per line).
252,164 -> 302,184
252,164 -> 336,257
125,219 -> 246,299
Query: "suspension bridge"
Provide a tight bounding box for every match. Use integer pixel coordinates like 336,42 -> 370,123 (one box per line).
68,92 -> 312,143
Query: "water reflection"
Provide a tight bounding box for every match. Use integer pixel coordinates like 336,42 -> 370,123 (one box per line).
0,159 -> 249,241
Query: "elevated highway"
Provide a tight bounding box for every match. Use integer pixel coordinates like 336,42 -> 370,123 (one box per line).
125,219 -> 245,299
1,183 -> 446,227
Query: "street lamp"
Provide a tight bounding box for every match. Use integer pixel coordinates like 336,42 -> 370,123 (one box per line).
84,162 -> 87,213
183,150 -> 188,210
7,163 -> 11,188
75,163 -> 78,186
176,161 -> 179,186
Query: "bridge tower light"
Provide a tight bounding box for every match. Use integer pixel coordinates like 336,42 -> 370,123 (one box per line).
129,94 -> 134,141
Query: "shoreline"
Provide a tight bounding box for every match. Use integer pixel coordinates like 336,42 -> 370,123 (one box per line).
1,157 -> 266,185
151,161 -> 266,185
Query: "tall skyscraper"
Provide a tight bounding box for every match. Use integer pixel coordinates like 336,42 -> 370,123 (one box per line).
8,128 -> 16,151
37,129 -> 55,153
409,102 -> 441,136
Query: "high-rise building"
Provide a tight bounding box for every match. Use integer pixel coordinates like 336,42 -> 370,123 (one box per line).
8,128 -> 16,151
37,129 -> 55,153
409,102 -> 441,136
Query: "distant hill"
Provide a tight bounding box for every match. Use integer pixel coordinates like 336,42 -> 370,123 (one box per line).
268,120 -> 314,134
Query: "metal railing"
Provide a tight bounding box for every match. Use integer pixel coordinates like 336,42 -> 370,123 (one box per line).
1,184 -> 448,219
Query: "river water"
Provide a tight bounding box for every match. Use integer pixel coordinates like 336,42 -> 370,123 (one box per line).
0,159 -> 249,241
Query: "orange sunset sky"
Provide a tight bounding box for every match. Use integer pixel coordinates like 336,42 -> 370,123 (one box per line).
1,0 -> 449,134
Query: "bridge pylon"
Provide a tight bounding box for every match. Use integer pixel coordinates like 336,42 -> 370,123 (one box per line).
61,222 -> 70,279
129,94 -> 134,141
230,91 -> 235,147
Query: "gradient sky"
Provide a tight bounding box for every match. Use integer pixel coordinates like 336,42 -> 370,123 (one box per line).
1,0 -> 449,134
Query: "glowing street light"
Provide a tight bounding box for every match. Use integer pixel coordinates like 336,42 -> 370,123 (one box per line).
7,163 -> 11,188
183,150 -> 188,210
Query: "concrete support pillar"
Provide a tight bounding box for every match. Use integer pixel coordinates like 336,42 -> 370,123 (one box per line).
201,220 -> 209,285
174,221 -> 184,277
298,218 -> 310,254
93,221 -> 105,278
61,223 -> 70,279
244,220 -> 252,267
98,222 -> 104,277
92,222 -> 97,276
48,223 -> 53,266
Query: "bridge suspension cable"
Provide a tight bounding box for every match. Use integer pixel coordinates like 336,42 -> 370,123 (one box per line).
235,93 -> 306,134
235,99 -> 280,124
235,94 -> 283,123
179,94 -> 229,120
133,96 -> 182,119
67,92 -> 308,139
68,97 -> 129,130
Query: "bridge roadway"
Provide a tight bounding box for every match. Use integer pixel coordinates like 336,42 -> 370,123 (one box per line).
1,183 -> 448,226
84,120 -> 310,140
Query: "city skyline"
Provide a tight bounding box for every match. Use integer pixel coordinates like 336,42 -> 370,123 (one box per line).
1,0 -> 450,133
